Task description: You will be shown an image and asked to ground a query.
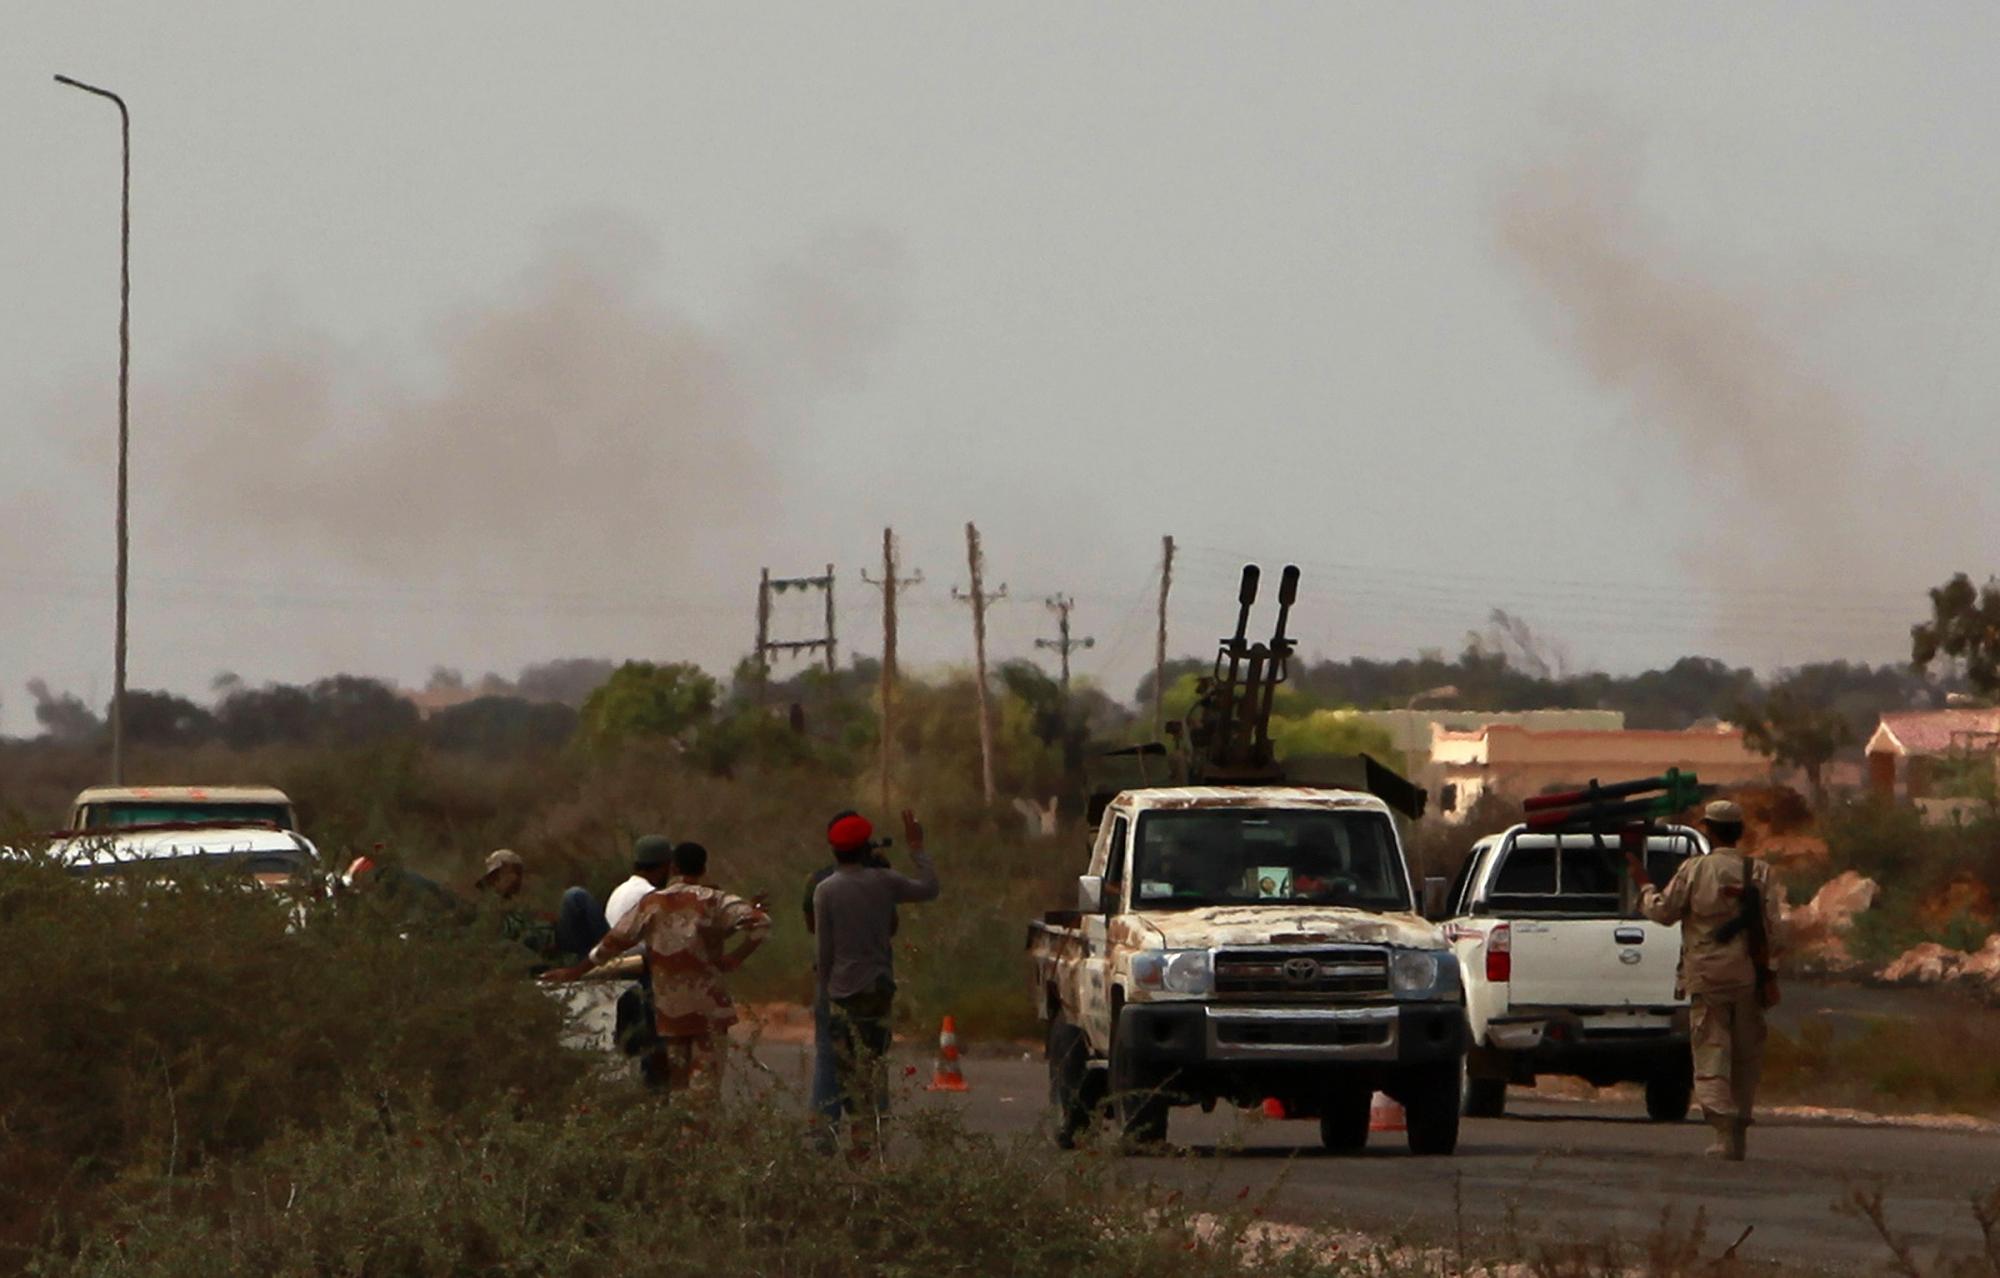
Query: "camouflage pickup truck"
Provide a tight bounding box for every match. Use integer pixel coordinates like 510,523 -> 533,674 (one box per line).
1029,564 -> 1470,1154
1028,783 -> 1465,1154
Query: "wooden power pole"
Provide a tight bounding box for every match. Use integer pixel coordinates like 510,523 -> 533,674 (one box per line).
1035,594 -> 1094,706
861,528 -> 923,812
953,522 -> 1007,806
1153,534 -> 1175,739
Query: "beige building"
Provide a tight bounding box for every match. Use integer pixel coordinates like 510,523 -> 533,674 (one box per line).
1865,709 -> 2000,800
1429,722 -> 1770,822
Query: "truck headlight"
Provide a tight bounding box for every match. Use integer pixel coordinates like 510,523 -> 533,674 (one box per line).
1390,949 -> 1452,997
1133,949 -> 1213,995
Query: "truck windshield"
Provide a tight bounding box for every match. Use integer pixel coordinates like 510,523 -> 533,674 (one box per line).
81,803 -> 293,831
1132,809 -> 1411,912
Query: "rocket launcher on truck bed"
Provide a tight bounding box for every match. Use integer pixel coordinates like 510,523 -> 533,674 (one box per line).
1521,770 -> 1711,834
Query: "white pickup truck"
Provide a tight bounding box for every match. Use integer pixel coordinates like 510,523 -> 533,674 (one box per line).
1443,824 -> 1704,1122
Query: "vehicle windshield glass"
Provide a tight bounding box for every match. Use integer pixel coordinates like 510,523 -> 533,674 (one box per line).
65,851 -> 314,885
82,803 -> 292,830
1132,808 -> 1410,912
1483,832 -> 1697,915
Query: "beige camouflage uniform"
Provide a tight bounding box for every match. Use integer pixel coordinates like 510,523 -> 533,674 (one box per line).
590,878 -> 770,1093
1640,841 -> 1783,1130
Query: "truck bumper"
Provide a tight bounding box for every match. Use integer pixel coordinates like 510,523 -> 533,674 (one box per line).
1115,1002 -> 1464,1104
1478,1006 -> 1690,1085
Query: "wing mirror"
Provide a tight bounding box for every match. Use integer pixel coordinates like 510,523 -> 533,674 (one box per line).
1077,874 -> 1105,914
1421,876 -> 1451,921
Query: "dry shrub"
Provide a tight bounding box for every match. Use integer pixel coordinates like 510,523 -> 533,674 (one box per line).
0,859 -> 588,1262
37,1082 -> 1358,1278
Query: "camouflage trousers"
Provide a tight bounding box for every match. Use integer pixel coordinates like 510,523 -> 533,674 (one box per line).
645,1033 -> 724,1096
1690,988 -> 1765,1119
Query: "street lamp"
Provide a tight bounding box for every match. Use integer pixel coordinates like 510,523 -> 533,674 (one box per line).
54,74 -> 131,784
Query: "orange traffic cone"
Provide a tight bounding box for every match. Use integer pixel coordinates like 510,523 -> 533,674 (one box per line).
1368,1091 -> 1406,1133
927,1015 -> 969,1092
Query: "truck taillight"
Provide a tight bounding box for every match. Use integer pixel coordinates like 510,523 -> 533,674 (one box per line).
1485,923 -> 1511,983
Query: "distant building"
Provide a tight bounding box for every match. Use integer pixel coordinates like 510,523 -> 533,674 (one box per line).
1864,709 -> 2000,800
1347,709 -> 1627,778
1429,722 -> 1770,823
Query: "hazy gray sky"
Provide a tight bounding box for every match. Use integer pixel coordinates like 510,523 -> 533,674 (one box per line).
7,3 -> 1999,733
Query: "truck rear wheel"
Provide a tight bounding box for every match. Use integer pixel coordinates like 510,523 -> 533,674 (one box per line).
1318,1089 -> 1370,1153
1047,1012 -> 1096,1149
1462,1075 -> 1508,1119
1645,1057 -> 1694,1123
1403,1060 -> 1463,1156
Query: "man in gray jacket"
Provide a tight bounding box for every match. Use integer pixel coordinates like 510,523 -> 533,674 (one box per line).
813,808 -> 939,1158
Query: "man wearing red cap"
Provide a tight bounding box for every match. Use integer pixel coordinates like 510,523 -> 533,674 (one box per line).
812,808 -> 938,1157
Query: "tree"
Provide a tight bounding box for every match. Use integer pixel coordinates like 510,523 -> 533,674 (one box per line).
1734,685 -> 1854,802
425,696 -> 578,758
576,661 -> 719,751
1912,573 -> 2000,696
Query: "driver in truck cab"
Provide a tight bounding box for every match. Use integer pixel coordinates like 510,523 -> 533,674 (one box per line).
1629,799 -> 1785,1161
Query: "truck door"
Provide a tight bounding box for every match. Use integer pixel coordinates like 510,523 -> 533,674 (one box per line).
1445,843 -> 1507,1032
1078,815 -> 1128,1052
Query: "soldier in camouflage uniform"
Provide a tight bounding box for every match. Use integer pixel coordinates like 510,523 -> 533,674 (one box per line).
573,842 -> 770,1094
1630,800 -> 1784,1160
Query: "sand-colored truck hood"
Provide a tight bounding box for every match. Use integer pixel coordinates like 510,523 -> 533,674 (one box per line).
1122,904 -> 1445,952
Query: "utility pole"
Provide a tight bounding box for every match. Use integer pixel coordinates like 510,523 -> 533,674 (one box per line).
753,566 -> 839,703
1153,534 -> 1175,741
861,528 -> 923,812
1035,594 -> 1094,706
952,522 -> 1007,806
55,74 -> 131,785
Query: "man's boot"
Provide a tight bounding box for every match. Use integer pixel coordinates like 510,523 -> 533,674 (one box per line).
1703,1110 -> 1738,1159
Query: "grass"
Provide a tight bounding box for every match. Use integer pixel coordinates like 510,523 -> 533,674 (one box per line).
1765,1008 -> 2000,1118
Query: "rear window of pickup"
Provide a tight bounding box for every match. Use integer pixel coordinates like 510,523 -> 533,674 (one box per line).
1479,833 -> 1696,917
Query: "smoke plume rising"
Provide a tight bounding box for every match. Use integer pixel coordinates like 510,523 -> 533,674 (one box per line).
1495,129 -> 1968,602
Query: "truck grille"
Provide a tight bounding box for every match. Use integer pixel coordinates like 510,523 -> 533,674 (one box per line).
1212,947 -> 1390,997
1213,1018 -> 1392,1048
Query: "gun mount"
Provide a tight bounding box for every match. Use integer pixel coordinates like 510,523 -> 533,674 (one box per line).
1173,563 -> 1300,785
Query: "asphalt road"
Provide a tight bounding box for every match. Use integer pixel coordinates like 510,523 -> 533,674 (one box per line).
751,1039 -> 1999,1274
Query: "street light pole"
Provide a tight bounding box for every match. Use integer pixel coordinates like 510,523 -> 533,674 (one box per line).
55,74 -> 131,785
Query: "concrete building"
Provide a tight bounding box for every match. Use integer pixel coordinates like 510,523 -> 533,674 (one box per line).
1429,722 -> 1770,822
1865,708 -> 2000,800
1348,708 -> 1627,778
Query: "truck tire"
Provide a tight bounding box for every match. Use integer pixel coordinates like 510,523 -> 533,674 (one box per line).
1462,1075 -> 1508,1119
1109,1025 -> 1169,1149
1645,1057 -> 1695,1123
1318,1089 -> 1371,1153
1403,1061 -> 1463,1156
1047,1012 -> 1095,1149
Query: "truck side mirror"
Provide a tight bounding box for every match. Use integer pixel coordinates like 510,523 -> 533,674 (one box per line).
1421,876 -> 1450,921
1077,874 -> 1105,914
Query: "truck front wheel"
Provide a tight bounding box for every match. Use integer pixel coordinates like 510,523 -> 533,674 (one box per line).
1109,1025 -> 1169,1148
1402,1060 -> 1464,1156
1645,1056 -> 1694,1123
1047,1012 -> 1098,1149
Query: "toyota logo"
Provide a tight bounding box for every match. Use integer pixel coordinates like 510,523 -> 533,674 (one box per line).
1282,957 -> 1320,984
